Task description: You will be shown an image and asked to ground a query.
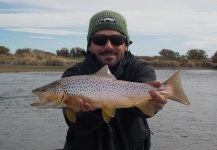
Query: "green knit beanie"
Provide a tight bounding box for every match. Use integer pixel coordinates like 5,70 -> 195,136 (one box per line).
87,10 -> 131,46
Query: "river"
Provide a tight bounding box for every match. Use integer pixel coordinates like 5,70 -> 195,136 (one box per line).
0,70 -> 216,150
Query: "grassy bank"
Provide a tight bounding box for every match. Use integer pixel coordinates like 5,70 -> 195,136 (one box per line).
0,65 -> 70,73
0,64 -> 214,73
0,51 -> 82,73
0,50 -> 216,73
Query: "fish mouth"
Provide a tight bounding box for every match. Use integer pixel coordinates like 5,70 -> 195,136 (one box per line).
32,91 -> 43,101
32,90 -> 65,102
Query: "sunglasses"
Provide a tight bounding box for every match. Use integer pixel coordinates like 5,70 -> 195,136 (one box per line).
91,35 -> 126,46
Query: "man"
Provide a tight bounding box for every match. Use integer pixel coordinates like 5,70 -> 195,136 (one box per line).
62,10 -> 167,150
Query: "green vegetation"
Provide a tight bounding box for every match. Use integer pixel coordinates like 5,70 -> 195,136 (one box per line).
136,49 -> 216,69
211,51 -> 217,63
56,47 -> 86,58
0,46 -> 216,73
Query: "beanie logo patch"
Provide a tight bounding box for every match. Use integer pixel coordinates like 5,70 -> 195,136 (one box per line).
100,17 -> 116,24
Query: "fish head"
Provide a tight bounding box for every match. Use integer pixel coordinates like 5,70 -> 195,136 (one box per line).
32,80 -> 65,102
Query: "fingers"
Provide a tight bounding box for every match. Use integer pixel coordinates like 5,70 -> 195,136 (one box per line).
149,90 -> 167,113
152,80 -> 162,87
77,98 -> 96,112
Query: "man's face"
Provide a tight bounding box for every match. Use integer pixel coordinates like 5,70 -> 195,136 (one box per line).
88,30 -> 128,67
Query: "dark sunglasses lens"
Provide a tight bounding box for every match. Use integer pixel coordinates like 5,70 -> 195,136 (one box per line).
91,35 -> 126,46
92,36 -> 107,46
110,35 -> 125,46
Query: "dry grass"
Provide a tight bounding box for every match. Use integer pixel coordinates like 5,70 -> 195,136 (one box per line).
0,51 -> 215,73
0,65 -> 70,73
0,51 -> 84,72
0,52 -> 82,66
136,56 -> 214,69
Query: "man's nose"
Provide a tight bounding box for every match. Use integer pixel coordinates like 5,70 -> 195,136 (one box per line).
103,39 -> 114,48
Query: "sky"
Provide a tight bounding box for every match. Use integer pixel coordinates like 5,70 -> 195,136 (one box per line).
0,0 -> 217,57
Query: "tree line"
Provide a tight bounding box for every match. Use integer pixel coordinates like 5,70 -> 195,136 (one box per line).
0,45 -> 217,67
0,46 -> 86,57
158,49 -> 212,61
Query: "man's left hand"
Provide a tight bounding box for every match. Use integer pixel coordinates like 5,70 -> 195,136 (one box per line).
149,80 -> 168,113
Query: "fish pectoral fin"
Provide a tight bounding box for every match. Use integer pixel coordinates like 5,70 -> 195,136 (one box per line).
64,95 -> 80,111
102,106 -> 116,123
64,107 -> 76,123
135,100 -> 155,116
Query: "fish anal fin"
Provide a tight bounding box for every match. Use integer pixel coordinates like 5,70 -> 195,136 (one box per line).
135,100 -> 155,117
64,107 -> 76,123
64,95 -> 80,111
102,109 -> 112,123
102,105 -> 116,117
102,105 -> 116,123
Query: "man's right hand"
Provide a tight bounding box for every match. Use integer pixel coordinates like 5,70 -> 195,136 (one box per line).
74,97 -> 97,112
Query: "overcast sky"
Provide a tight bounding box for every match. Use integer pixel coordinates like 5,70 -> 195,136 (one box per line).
0,0 -> 217,57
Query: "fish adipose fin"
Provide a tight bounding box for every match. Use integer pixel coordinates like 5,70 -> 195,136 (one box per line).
94,65 -> 116,80
164,71 -> 190,105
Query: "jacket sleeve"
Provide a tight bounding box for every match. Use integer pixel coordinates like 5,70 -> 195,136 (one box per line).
130,62 -> 156,83
62,66 -> 105,134
128,61 -> 157,118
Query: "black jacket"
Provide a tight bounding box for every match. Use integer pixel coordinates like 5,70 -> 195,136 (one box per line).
62,51 -> 156,150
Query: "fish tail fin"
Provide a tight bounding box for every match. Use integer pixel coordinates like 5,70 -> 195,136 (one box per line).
164,71 -> 190,105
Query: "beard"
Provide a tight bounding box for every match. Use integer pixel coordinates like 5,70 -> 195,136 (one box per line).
98,49 -> 118,56
92,49 -> 123,67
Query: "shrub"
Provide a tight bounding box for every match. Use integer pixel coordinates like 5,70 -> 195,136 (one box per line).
0,46 -> 10,54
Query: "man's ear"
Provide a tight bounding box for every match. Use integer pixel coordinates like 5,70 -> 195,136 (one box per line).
88,46 -> 91,52
125,46 -> 128,51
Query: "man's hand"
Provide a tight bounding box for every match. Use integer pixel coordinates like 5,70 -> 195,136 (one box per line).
74,97 -> 97,112
149,80 -> 168,113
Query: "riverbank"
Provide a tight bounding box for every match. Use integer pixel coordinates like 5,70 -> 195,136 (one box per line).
0,64 -> 215,73
0,65 -> 70,73
1,50 -> 216,73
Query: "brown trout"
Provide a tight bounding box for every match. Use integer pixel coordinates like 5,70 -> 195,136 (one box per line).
31,65 -> 190,123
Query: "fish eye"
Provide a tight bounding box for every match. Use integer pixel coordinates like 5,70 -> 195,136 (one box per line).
40,88 -> 46,92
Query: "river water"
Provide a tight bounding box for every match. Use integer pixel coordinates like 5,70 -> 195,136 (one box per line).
0,70 -> 216,150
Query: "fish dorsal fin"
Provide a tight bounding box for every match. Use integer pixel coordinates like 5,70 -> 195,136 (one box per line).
94,65 -> 116,80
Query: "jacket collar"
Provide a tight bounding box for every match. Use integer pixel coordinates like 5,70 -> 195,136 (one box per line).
85,51 -> 134,79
